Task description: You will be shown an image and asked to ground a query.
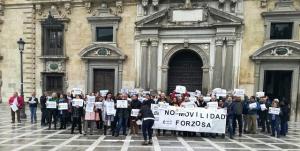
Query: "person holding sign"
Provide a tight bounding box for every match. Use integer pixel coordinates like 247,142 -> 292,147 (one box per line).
47,93 -> 59,130
130,94 -> 142,136
102,92 -> 116,136
84,93 -> 96,135
58,94 -> 68,129
232,96 -> 243,137
258,97 -> 270,133
115,93 -> 131,137
269,99 -> 281,138
8,92 -> 24,123
156,93 -> 170,136
28,92 -> 38,124
246,96 -> 260,134
71,95 -> 84,134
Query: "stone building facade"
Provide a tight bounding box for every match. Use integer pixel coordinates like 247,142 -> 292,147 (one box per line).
1,0 -> 300,121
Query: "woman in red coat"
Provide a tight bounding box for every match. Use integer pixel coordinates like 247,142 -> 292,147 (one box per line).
8,92 -> 24,123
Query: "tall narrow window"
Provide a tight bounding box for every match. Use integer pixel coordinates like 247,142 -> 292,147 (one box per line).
270,22 -> 293,39
44,74 -> 63,93
96,27 -> 113,42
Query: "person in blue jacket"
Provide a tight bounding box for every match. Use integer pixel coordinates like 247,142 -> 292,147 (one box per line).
269,99 -> 281,138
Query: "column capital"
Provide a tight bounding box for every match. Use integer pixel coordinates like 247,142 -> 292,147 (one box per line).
226,37 -> 236,46
140,39 -> 149,47
151,39 -> 159,47
215,37 -> 224,46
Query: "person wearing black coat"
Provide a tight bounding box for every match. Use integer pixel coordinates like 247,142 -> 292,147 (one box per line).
258,97 -> 270,133
28,92 -> 39,124
40,92 -> 48,126
280,100 -> 289,136
138,104 -> 155,145
71,95 -> 84,134
130,94 -> 142,135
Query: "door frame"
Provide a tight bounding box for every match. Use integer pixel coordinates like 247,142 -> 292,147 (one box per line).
86,60 -> 122,95
93,68 -> 115,94
256,62 -> 299,121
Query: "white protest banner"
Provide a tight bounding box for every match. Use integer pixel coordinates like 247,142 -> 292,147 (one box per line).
105,101 -> 116,115
216,89 -> 227,98
87,96 -> 96,103
120,88 -> 129,94
117,100 -> 128,108
260,104 -> 267,111
189,97 -> 197,102
188,92 -> 196,97
182,102 -> 196,108
234,89 -> 245,97
72,99 -> 84,107
85,102 -> 95,112
249,102 -> 257,109
151,104 -> 161,128
195,90 -> 201,96
58,103 -> 68,110
175,85 -> 186,94
95,102 -> 103,109
256,92 -> 265,98
72,88 -> 82,95
10,104 -> 18,112
29,99 -> 36,104
203,97 -> 211,102
100,90 -> 109,97
46,101 -> 57,109
131,109 -> 140,117
152,106 -> 227,133
143,91 -> 150,96
207,102 -> 218,109
269,107 -> 280,115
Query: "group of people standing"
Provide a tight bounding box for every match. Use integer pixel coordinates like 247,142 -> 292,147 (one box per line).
8,90 -> 290,145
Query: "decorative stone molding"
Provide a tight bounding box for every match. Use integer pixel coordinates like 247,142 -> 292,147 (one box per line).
184,0 -> 192,9
152,0 -> 159,8
260,0 -> 267,8
0,0 -> 4,16
64,2 -> 71,15
215,37 -> 225,46
271,47 -> 293,56
35,4 -> 43,15
46,61 -> 65,72
84,1 -> 92,13
142,0 -> 149,7
34,2 -> 72,18
226,37 -> 236,46
151,39 -> 158,47
116,0 -> 123,14
141,39 -> 149,47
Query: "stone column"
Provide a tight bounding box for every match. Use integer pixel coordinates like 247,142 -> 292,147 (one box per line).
213,37 -> 224,89
224,38 -> 236,90
202,65 -> 210,95
140,40 -> 149,90
161,65 -> 169,93
150,39 -> 158,92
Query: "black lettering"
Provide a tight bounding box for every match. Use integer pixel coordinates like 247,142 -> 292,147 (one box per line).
186,121 -> 190,126
210,114 -> 215,119
207,123 -> 211,128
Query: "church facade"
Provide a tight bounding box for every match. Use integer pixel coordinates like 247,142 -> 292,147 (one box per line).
1,0 -> 300,121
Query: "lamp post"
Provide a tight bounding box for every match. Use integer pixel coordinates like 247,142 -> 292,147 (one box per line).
17,38 -> 26,119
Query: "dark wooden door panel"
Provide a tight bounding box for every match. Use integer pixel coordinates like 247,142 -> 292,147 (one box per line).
168,50 -> 203,93
94,69 -> 115,94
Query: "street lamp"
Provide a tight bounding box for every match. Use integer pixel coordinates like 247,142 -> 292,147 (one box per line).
17,38 -> 26,119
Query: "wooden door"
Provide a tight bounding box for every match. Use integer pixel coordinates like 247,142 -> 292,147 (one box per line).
168,50 -> 203,93
93,69 -> 115,94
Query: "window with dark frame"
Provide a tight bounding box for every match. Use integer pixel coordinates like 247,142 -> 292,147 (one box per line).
270,22 -> 293,39
96,27 -> 113,42
44,74 -> 63,92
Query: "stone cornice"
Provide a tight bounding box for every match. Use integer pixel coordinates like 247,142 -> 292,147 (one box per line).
261,11 -> 300,18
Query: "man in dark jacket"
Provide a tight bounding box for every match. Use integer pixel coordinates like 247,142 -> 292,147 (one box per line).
129,94 -> 142,135
225,97 -> 234,139
40,92 -> 48,126
115,93 -> 131,137
258,97 -> 270,133
138,104 -> 155,145
232,96 -> 243,137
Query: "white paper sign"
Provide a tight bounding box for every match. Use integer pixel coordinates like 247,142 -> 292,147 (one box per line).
207,102 -> 218,109
47,101 -> 57,109
58,103 -> 68,110
29,100 -> 36,104
256,92 -> 265,98
203,97 -> 211,102
72,88 -> 82,95
143,91 -> 150,96
269,107 -> 280,115
216,89 -> 227,98
189,97 -> 197,102
234,89 -> 245,97
117,100 -> 128,108
249,103 -> 257,109
175,85 -> 186,94
182,102 -> 196,108
72,99 -> 84,107
10,104 -> 18,112
87,96 -> 96,103
85,102 -> 95,113
136,120 -> 142,125
95,102 -> 103,109
131,109 -> 140,117
100,90 -> 109,97
260,104 -> 267,111
195,90 -> 201,96
105,101 -> 116,115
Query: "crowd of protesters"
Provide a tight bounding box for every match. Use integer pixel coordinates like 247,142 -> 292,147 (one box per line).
7,90 -> 290,145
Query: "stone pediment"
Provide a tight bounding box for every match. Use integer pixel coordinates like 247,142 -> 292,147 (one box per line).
135,7 -> 243,28
251,41 -> 300,61
79,43 -> 127,60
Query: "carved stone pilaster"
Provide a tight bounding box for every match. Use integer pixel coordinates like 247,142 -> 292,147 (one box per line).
213,37 -> 224,89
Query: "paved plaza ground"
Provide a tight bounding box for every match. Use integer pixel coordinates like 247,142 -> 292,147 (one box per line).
0,104 -> 299,151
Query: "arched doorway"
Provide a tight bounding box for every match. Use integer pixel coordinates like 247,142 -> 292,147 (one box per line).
167,49 -> 203,93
